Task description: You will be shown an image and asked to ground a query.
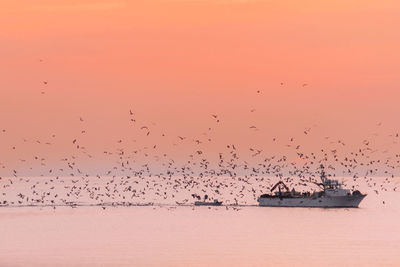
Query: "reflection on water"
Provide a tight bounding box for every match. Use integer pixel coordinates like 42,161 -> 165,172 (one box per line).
0,191 -> 399,267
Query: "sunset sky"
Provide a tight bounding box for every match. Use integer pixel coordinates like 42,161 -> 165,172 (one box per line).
1,0 -> 400,175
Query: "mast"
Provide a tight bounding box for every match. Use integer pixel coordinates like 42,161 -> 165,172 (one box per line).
319,164 -> 327,189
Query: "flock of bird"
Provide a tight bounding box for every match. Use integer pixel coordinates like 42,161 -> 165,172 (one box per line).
1,112 -> 398,209
0,74 -> 399,209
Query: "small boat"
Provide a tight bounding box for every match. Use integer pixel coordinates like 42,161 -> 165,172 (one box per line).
194,199 -> 223,206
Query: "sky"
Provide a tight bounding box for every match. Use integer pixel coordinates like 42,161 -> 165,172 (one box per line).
1,0 -> 400,175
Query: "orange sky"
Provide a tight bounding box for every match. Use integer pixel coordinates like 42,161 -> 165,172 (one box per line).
1,0 -> 400,174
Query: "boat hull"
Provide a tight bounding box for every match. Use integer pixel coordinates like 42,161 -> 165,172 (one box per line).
194,201 -> 222,206
258,195 -> 366,208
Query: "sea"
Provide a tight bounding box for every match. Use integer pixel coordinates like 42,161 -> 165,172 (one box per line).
0,177 -> 399,267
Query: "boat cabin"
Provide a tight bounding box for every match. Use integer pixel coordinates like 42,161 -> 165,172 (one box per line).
323,179 -> 350,197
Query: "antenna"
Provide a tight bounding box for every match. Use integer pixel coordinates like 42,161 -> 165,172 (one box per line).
319,164 -> 327,185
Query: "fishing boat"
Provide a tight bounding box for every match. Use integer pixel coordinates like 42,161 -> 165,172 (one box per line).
258,166 -> 366,208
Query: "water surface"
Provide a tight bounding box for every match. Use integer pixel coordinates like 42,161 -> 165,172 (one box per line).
1,191 -> 399,267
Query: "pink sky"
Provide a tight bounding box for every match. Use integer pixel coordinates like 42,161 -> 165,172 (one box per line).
1,0 -> 400,174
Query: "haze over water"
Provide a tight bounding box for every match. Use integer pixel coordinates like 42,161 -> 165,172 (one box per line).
1,185 -> 399,267
0,176 -> 399,266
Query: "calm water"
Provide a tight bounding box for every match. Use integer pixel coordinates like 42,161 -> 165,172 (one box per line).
0,190 -> 399,267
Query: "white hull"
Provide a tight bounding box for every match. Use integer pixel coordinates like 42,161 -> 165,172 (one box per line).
258,195 -> 366,208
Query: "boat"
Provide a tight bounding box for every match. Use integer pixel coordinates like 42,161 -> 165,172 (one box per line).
258,166 -> 367,208
194,199 -> 223,206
